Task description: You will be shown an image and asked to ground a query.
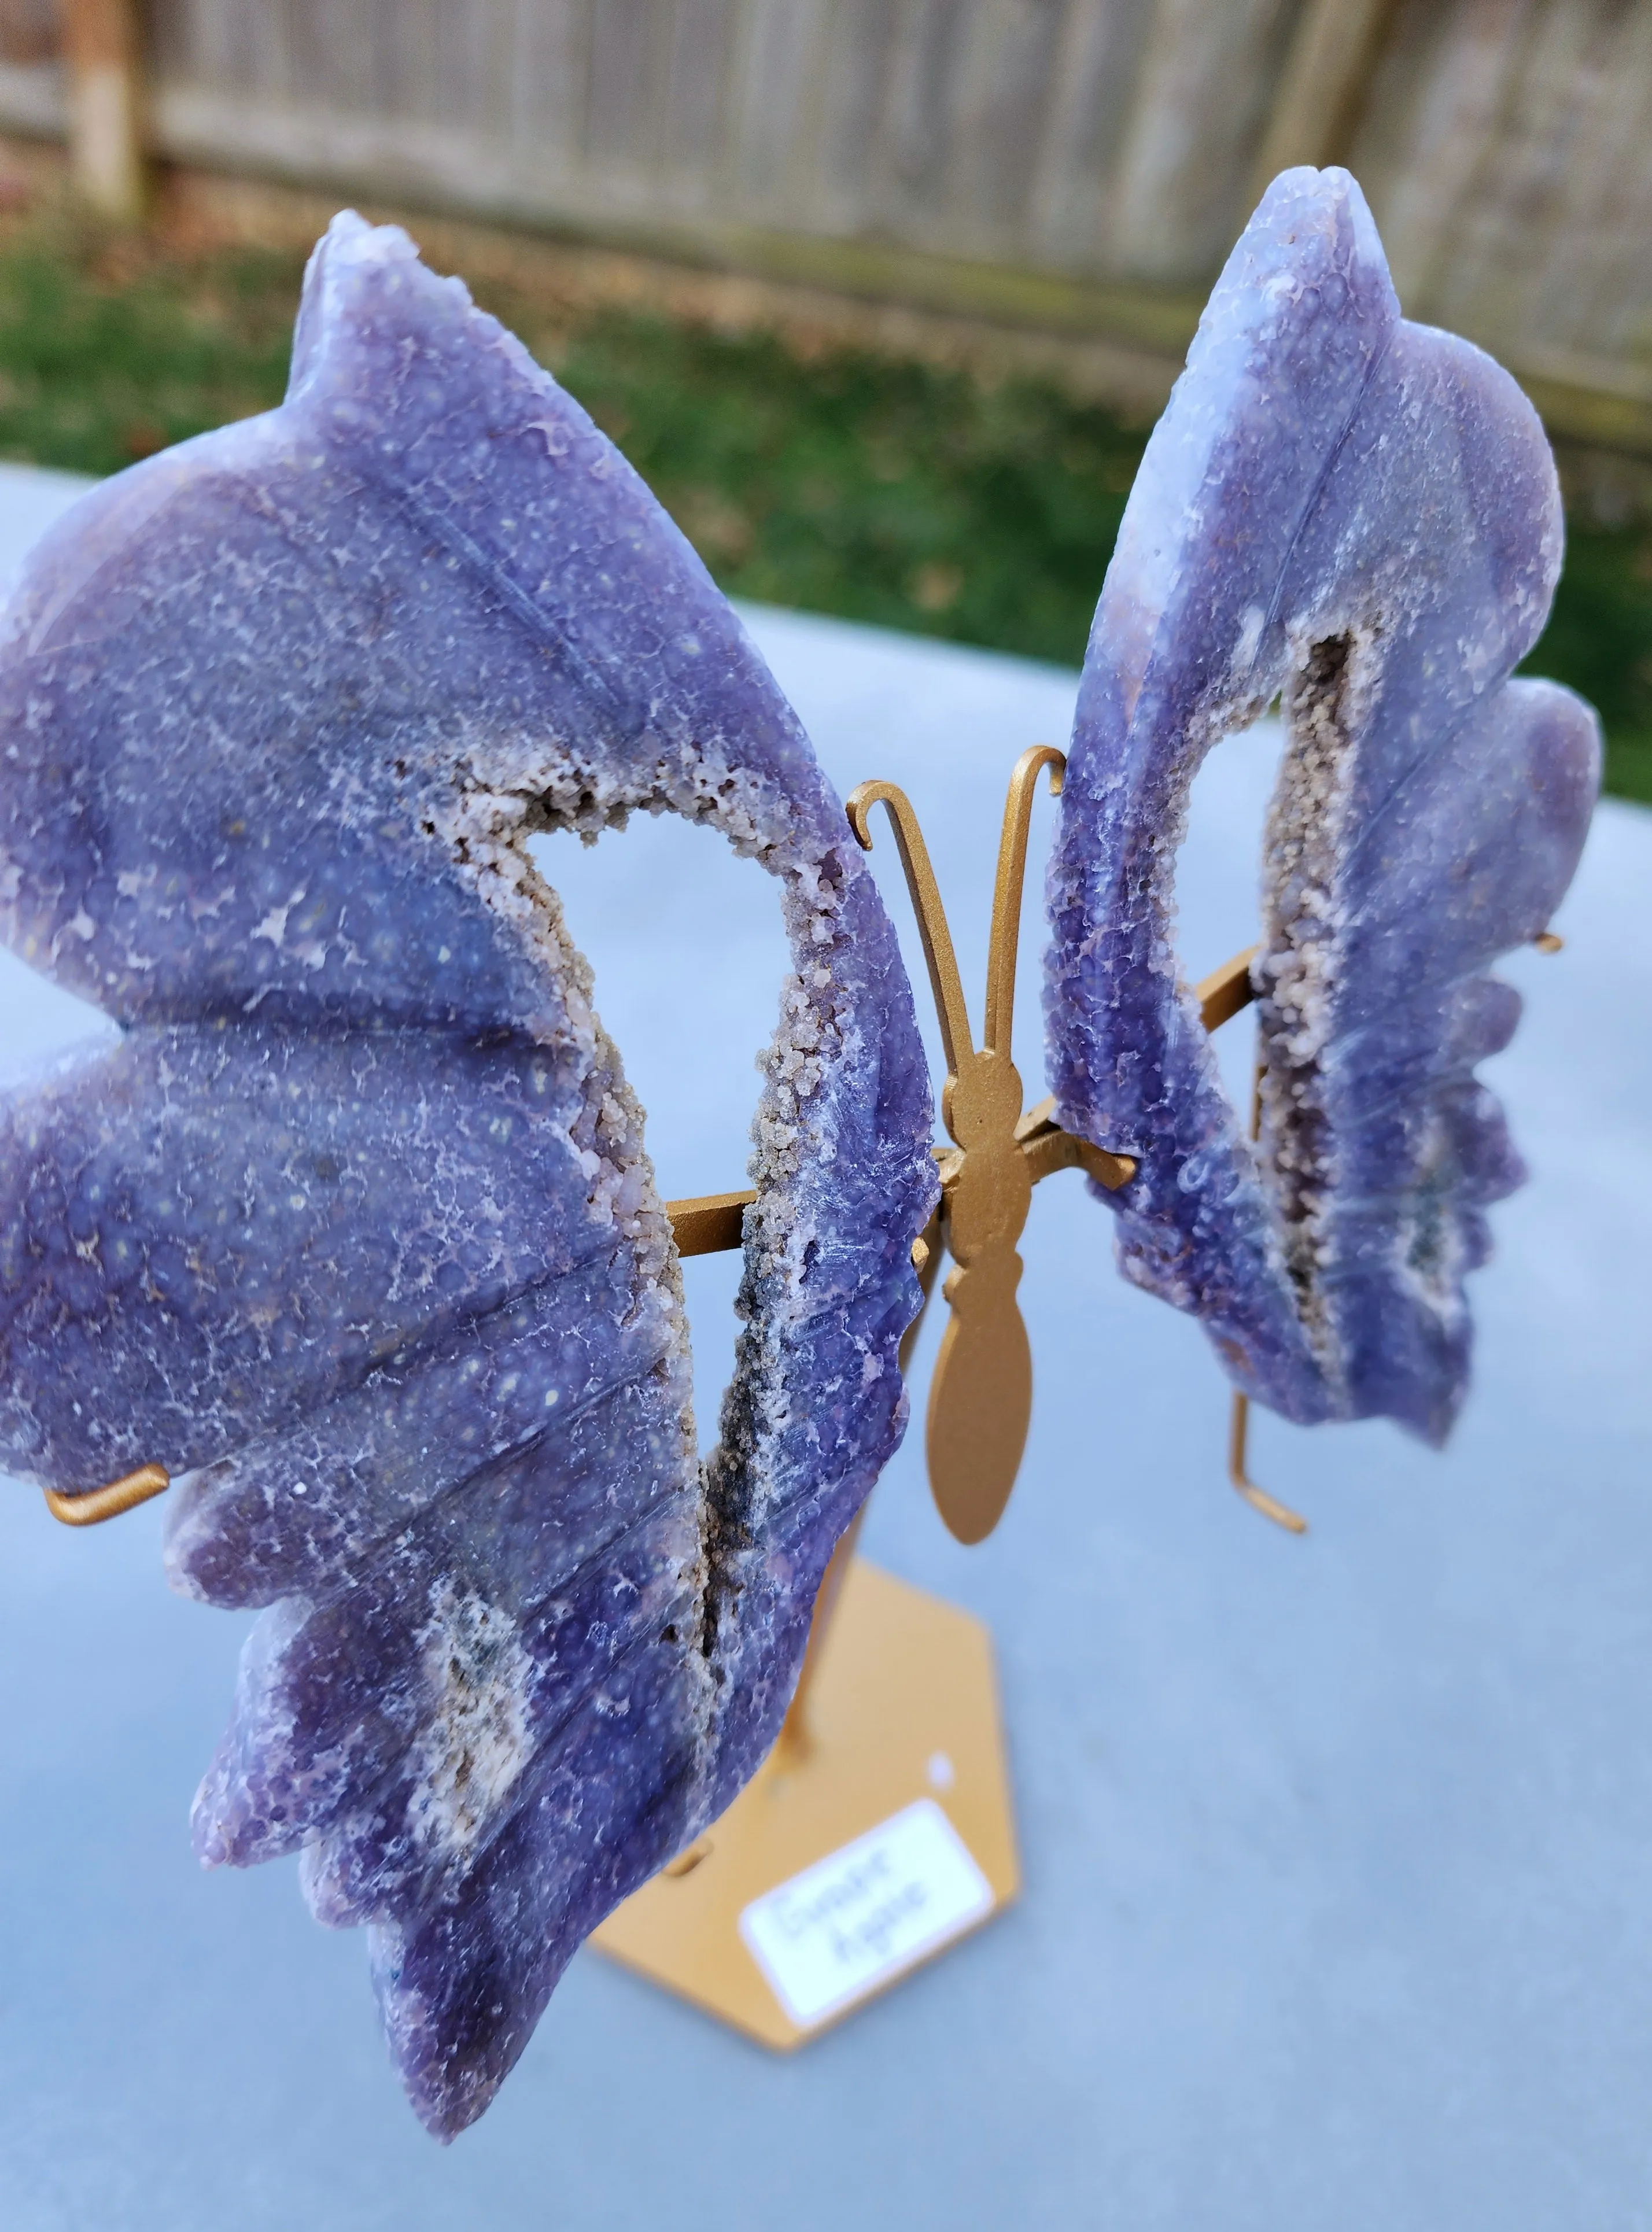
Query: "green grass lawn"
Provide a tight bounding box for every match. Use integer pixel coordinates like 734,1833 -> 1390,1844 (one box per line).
2,205 -> 1647,802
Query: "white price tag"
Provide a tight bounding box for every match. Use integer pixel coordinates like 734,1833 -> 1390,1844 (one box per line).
738,1798 -> 993,2028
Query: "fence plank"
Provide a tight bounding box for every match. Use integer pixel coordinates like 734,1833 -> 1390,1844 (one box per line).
1112,0 -> 1300,283
1250,0 -> 1402,190
942,0 -> 1068,248
662,0 -> 738,186
1024,0 -> 1154,264
810,0 -> 901,234
724,0 -> 832,214
507,0 -> 588,178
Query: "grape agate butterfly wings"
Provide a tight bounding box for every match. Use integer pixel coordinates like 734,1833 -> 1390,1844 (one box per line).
0,213 -> 936,2137
0,167 -> 1607,2139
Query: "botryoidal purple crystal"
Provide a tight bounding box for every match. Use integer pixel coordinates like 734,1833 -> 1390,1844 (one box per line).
0,213 -> 936,2134
1045,168 -> 1599,1443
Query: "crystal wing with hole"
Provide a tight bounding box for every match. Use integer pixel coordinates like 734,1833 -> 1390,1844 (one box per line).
0,212 -> 936,2136
1043,168 -> 1599,1443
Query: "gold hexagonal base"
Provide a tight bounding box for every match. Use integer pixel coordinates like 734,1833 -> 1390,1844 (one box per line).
591,1559 -> 1019,2049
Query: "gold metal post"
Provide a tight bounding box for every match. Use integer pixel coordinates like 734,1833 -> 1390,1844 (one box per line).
772,1502 -> 871,1767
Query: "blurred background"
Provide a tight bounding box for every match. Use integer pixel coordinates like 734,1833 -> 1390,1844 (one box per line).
0,0 -> 1647,795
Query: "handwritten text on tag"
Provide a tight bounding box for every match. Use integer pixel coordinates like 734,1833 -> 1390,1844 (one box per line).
738,1798 -> 993,2027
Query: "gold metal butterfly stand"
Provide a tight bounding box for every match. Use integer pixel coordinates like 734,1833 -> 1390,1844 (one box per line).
591,746 -> 1278,2045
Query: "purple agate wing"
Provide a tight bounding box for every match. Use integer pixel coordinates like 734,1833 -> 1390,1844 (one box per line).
1045,168 -> 1600,1443
0,213 -> 936,2134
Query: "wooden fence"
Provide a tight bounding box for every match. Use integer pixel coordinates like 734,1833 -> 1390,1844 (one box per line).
3,0 -> 1651,451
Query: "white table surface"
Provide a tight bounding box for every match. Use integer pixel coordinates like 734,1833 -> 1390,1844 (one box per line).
1,459 -> 1649,2231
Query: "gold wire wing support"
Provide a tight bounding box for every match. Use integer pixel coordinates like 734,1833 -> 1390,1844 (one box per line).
43,1463 -> 170,1526
1194,946 -> 1260,1032
1223,1035 -> 1309,1536
1226,1395 -> 1306,1536
668,1189 -> 755,1256
1218,926 -> 1565,1536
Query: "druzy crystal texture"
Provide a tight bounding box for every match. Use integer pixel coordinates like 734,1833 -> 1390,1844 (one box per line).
1045,168 -> 1599,1442
0,213 -> 935,2135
